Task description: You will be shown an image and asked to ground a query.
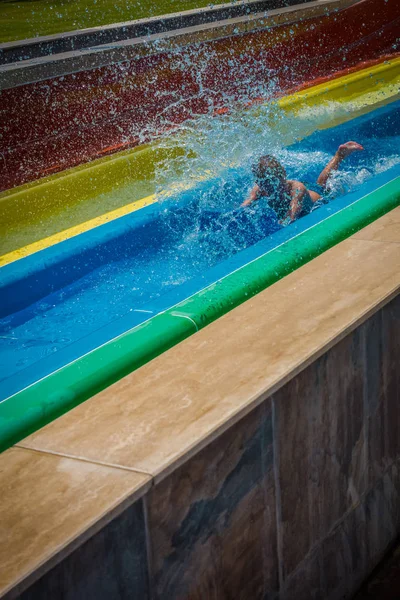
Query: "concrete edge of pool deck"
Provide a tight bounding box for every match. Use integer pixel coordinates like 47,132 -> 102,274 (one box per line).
1,54 -> 399,263
0,207 -> 399,599
0,0 -> 359,90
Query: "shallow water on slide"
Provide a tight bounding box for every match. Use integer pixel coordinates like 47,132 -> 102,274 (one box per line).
0,99 -> 399,390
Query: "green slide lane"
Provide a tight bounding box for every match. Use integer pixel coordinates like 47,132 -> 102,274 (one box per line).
0,0 -> 228,43
0,176 -> 398,452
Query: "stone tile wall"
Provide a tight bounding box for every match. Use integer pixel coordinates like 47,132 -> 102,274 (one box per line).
146,402 -> 278,600
16,294 -> 399,599
17,499 -> 150,600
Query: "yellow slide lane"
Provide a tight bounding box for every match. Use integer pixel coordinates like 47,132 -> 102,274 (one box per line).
0,194 -> 156,267
2,56 -> 399,267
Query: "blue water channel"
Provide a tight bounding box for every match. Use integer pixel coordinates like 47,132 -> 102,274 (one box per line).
1,99 -> 399,399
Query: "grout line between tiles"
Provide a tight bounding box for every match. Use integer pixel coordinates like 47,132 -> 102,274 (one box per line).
14,444 -> 155,481
0,463 -> 154,600
152,285 -> 400,485
5,288 -> 399,595
142,495 -> 155,600
281,457 -> 400,589
16,285 -> 400,490
351,237 -> 400,245
271,396 -> 284,590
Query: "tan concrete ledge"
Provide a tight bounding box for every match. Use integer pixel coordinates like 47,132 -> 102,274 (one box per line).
17,206 -> 400,481
0,449 -> 151,599
1,206 -> 399,598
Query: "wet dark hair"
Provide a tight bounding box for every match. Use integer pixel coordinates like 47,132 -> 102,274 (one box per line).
252,155 -> 286,184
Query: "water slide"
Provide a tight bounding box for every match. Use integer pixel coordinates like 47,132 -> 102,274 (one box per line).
0,0 -> 399,450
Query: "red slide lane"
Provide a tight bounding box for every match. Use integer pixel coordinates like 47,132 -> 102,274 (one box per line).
0,0 -> 398,191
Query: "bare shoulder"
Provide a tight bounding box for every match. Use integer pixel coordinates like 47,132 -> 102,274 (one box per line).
287,180 -> 307,197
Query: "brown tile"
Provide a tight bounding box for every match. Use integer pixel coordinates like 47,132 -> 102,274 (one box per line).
381,297 -> 400,467
17,498 -> 150,600
19,238 -> 400,480
280,545 -> 324,600
362,296 -> 400,486
281,461 -> 400,600
354,535 -> 400,600
146,402 -> 278,599
0,448 -> 150,598
321,502 -> 368,600
364,460 -> 400,574
273,328 -> 367,579
281,497 -> 368,600
352,207 -> 400,243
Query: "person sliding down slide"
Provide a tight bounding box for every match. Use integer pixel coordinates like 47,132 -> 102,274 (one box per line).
242,141 -> 364,224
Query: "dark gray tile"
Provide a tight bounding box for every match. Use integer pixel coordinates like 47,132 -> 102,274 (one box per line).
273,328 -> 367,579
365,461 -> 400,574
382,297 -> 400,466
322,502 -> 368,600
18,499 -> 149,600
280,461 -> 400,600
281,500 -> 368,600
353,537 -> 400,599
280,546 -> 324,600
147,401 -> 278,600
362,295 -> 400,487
363,310 -> 386,485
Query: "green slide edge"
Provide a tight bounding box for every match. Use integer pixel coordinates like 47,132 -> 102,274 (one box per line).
1,177 -> 399,452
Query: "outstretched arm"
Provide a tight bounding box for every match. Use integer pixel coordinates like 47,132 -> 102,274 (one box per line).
317,141 -> 364,188
242,184 -> 261,207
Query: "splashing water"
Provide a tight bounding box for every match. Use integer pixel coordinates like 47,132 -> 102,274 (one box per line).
0,98 -> 399,395
154,97 -> 400,254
